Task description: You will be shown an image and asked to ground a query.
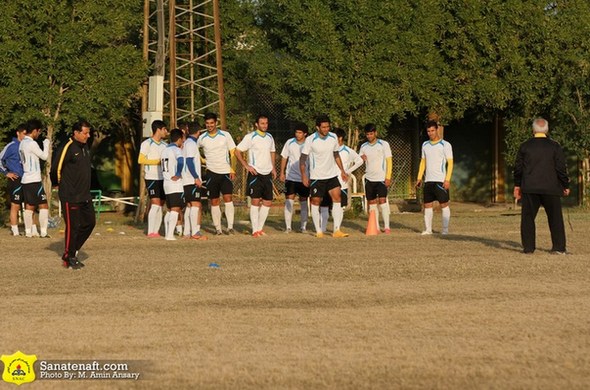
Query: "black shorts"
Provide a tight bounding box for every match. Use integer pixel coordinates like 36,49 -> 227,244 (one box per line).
22,182 -> 47,205
6,178 -> 23,204
204,171 -> 233,199
247,173 -> 273,201
146,179 -> 166,200
423,182 -> 450,204
320,188 -> 348,208
166,192 -> 185,209
310,177 -> 340,200
364,180 -> 388,201
184,185 -> 202,203
285,180 -> 310,198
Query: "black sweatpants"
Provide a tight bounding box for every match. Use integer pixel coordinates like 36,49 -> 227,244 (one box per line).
520,193 -> 566,253
62,200 -> 96,259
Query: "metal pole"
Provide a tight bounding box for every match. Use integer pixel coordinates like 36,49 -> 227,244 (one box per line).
213,0 -> 227,130
169,0 -> 177,129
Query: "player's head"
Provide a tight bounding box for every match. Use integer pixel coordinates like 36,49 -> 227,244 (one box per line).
425,120 -> 439,141
204,112 -> 218,133
177,121 -> 189,135
187,121 -> 201,136
532,118 -> 549,134
151,120 -> 168,138
292,121 -> 308,141
255,114 -> 269,132
25,119 -> 43,139
334,128 -> 346,145
315,114 -> 331,136
364,123 -> 377,143
15,123 -> 27,141
169,128 -> 184,145
72,120 -> 92,144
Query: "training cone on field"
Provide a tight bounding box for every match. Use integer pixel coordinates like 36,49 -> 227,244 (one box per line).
365,209 -> 379,236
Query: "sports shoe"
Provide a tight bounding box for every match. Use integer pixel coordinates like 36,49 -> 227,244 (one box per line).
40,234 -> 51,238
258,230 -> 267,236
252,231 -> 260,238
147,232 -> 161,238
165,236 -> 177,241
299,227 -> 307,233
421,230 -> 433,235
62,256 -> 83,270
227,228 -> 236,235
383,228 -> 391,235
551,250 -> 567,255
62,253 -> 85,268
284,228 -> 292,234
332,230 -> 349,238
316,232 -> 324,238
191,232 -> 208,241
215,229 -> 223,236
441,229 -> 449,235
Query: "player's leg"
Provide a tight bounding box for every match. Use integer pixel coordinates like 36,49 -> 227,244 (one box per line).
422,183 -> 436,235
541,194 -> 566,253
520,193 -> 540,253
320,194 -> 332,233
376,183 -> 390,233
256,175 -> 273,235
7,179 -> 22,236
76,200 -> 96,254
434,183 -> 451,234
146,180 -> 164,237
165,193 -> 184,241
297,183 -> 310,232
328,177 -> 347,237
309,180 -> 324,237
207,173 -> 223,234
365,181 -> 380,232
221,174 -> 235,233
284,181 -> 295,232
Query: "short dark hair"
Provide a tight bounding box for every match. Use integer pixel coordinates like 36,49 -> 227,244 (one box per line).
204,112 -> 217,121
15,123 -> 27,134
188,121 -> 201,135
426,120 -> 438,129
293,121 -> 309,134
151,120 -> 167,134
364,123 -> 376,133
334,128 -> 346,140
256,114 -> 269,123
26,119 -> 43,133
177,121 -> 189,131
169,128 -> 184,143
315,114 -> 331,127
73,120 -> 91,134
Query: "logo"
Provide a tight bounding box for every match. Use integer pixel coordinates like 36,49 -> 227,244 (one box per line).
1,351 -> 37,385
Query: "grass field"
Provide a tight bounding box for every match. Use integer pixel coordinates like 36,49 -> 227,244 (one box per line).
1,203 -> 589,389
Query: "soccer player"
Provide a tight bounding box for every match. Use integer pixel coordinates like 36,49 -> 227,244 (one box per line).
139,120 -> 168,237
161,129 -> 185,241
416,120 -> 454,235
51,121 -> 95,269
19,119 -> 51,238
0,124 -> 26,236
300,115 -> 349,238
320,128 -> 364,233
235,114 -> 277,237
359,123 -> 393,234
280,122 -> 309,233
182,122 -> 207,240
197,112 -> 237,235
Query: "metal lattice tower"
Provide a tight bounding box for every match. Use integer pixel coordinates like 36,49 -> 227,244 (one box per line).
143,0 -> 226,130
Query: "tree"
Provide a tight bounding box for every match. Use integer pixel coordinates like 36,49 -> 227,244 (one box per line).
0,1 -> 146,197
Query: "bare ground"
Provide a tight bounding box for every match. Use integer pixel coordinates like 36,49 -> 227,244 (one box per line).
1,203 -> 589,389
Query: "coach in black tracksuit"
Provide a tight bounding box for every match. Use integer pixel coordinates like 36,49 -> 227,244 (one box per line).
51,121 -> 95,269
513,118 -> 570,254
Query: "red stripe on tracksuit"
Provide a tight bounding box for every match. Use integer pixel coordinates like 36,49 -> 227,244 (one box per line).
65,202 -> 71,257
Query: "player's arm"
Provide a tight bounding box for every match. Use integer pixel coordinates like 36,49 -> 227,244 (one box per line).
138,154 -> 160,165
280,156 -> 288,182
334,151 -> 348,182
416,158 -> 426,188
229,148 -> 237,179
443,159 -> 453,190
347,150 -> 364,174
173,156 -> 184,181
300,153 -> 309,187
235,147 -> 256,175
385,157 -> 393,187
31,139 -> 50,161
270,151 -> 277,179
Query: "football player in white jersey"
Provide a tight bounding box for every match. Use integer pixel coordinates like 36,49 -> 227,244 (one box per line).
320,128 -> 364,233
300,115 -> 349,238
161,129 -> 185,241
197,112 -> 237,235
139,120 -> 168,237
279,122 -> 309,233
235,114 -> 277,237
182,122 -> 207,240
19,119 -> 51,238
359,123 -> 393,234
416,120 -> 454,235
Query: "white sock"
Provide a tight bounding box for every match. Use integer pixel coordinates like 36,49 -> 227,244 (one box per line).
190,207 -> 200,235
32,224 -> 39,236
224,202 -> 234,229
39,209 -> 49,236
320,206 -> 329,233
424,208 -> 433,233
24,210 -> 33,236
148,205 -> 162,234
258,205 -> 270,232
183,207 -> 191,236
332,202 -> 343,232
175,223 -> 182,235
284,199 -> 294,230
164,212 -> 170,237
442,206 -> 451,233
311,204 -> 321,233
300,200 -> 308,230
379,202 -> 391,230
211,205 -> 222,231
11,225 -> 19,236
250,206 -> 260,234
166,211 -> 179,240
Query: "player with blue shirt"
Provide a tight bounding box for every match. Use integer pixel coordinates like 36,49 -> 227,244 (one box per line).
0,124 -> 26,236
161,129 -> 185,241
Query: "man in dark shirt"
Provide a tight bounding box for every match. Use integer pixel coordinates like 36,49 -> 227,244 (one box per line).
513,118 -> 570,254
51,121 -> 95,269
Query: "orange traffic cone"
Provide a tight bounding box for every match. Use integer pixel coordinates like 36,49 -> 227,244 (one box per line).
365,209 -> 379,236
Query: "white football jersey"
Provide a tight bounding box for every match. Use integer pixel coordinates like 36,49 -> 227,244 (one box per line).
139,137 -> 167,180
301,132 -> 340,180
236,131 -> 276,175
19,136 -> 49,184
280,137 -> 308,182
197,129 -> 236,174
421,139 -> 453,183
182,135 -> 202,186
161,144 -> 184,194
359,139 -> 392,182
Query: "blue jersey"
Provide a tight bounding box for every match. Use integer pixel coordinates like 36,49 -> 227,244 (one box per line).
0,137 -> 24,177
